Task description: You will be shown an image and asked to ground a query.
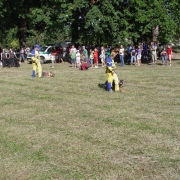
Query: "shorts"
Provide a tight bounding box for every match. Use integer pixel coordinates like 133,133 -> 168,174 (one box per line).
90,59 -> 94,64
137,55 -> 141,60
76,59 -> 81,64
71,58 -> 76,63
94,58 -> 98,63
101,58 -> 105,63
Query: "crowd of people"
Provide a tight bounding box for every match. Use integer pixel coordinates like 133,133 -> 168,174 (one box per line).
0,46 -> 30,67
62,41 -> 173,70
0,41 -> 173,70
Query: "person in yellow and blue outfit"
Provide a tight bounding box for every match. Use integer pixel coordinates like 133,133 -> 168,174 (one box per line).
31,45 -> 42,78
106,50 -> 119,92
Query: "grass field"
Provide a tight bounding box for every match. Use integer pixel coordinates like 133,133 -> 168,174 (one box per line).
0,60 -> 180,180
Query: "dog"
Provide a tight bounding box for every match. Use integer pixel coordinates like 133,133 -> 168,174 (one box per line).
103,80 -> 126,92
42,72 -> 55,77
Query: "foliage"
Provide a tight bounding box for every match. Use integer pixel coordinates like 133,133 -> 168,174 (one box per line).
0,0 -> 179,47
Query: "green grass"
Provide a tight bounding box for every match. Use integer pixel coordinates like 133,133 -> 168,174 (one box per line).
0,61 -> 180,180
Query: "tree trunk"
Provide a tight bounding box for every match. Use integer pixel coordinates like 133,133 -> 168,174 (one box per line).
19,20 -> 27,47
152,25 -> 159,42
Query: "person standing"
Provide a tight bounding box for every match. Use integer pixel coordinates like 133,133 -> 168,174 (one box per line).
1,49 -> 7,67
19,47 -> 25,63
94,47 -> 99,68
126,44 -> 132,64
9,48 -> 18,67
119,45 -> 125,67
161,47 -> 167,65
100,46 -> 106,67
130,46 -> 137,65
76,50 -> 81,68
142,41 -> 149,62
89,48 -> 94,68
32,45 -> 42,77
167,45 -> 172,66
137,45 -> 142,66
150,42 -> 157,64
70,45 -> 77,68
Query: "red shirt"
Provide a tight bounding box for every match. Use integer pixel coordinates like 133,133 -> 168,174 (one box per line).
94,50 -> 98,59
167,47 -> 172,55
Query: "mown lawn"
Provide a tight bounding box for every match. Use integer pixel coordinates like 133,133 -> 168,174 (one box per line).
0,60 -> 180,180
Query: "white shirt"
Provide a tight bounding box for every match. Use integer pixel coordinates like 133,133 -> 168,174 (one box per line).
119,48 -> 124,55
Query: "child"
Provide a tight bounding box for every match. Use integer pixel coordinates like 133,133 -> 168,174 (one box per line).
161,47 -> 167,65
167,45 -> 172,66
137,45 -> 142,66
94,47 -> 99,68
76,50 -> 81,68
89,49 -> 94,67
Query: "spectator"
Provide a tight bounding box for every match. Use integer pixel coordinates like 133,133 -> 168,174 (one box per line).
57,46 -> 64,63
82,46 -> 88,61
94,47 -> 99,68
150,41 -> 157,64
126,44 -> 132,64
19,47 -> 25,63
9,48 -> 18,67
1,49 -> 7,67
25,46 -> 30,62
167,45 -> 172,66
137,45 -> 142,66
130,46 -> 137,65
89,48 -> 94,68
76,50 -> 81,68
70,45 -> 77,68
100,46 -> 106,67
80,59 -> 90,70
119,45 -> 125,67
161,47 -> 167,65
142,41 -> 149,62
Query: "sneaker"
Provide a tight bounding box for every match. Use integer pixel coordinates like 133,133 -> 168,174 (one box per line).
169,64 -> 171,66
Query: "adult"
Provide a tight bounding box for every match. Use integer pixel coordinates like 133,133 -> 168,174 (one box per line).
32,45 -> 42,77
1,49 -> 7,67
119,45 -> 125,67
126,44 -> 132,64
82,46 -> 88,61
100,46 -> 106,67
106,50 -> 119,92
142,41 -> 149,62
19,47 -> 25,63
9,48 -> 18,67
57,46 -> 64,63
25,46 -> 30,62
150,41 -> 157,64
70,45 -> 77,68
130,46 -> 137,65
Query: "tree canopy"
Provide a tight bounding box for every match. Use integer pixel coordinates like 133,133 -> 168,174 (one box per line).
0,0 -> 179,47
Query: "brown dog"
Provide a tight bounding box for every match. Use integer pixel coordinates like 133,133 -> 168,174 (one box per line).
42,72 -> 55,77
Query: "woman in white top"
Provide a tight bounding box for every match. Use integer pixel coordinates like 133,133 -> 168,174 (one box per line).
119,45 -> 124,67
100,46 -> 106,67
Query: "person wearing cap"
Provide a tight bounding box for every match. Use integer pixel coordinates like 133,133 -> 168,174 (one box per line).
31,44 -> 42,77
106,50 -> 119,92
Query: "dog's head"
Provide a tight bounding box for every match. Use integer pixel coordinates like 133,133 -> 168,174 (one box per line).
49,72 -> 55,77
119,80 -> 126,88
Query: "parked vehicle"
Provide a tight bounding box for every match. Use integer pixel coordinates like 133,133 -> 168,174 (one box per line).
27,46 -> 54,64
